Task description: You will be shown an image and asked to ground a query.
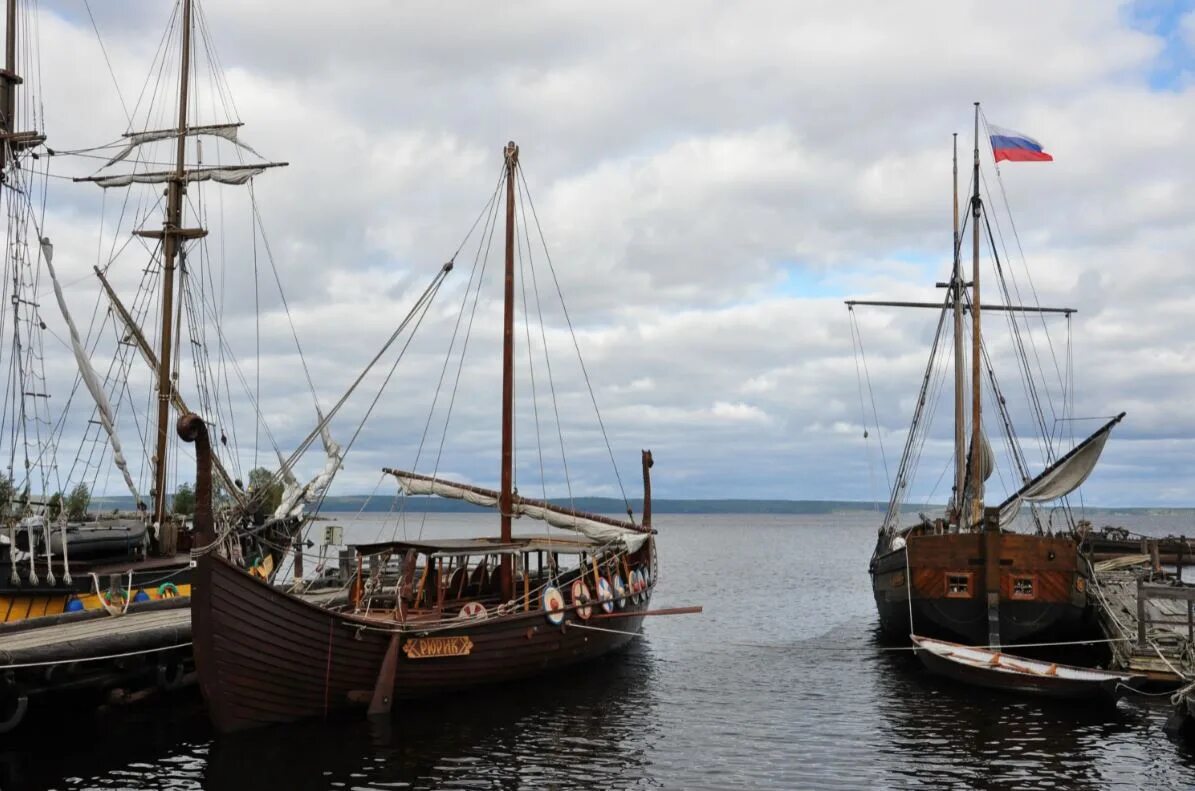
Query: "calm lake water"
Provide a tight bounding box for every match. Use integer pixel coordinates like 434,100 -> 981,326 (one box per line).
4,511 -> 1195,790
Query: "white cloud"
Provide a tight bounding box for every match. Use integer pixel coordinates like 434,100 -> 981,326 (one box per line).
6,0 -> 1192,508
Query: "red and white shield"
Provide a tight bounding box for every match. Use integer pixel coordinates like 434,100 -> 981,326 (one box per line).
458,601 -> 487,620
571,580 -> 593,621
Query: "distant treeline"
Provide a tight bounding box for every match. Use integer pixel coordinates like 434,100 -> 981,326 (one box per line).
86,494 -> 1195,516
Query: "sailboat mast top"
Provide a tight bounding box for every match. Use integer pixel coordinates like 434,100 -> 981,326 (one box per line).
498,141 -> 518,600
152,0 -> 195,529
969,102 -> 983,525
951,133 -> 966,524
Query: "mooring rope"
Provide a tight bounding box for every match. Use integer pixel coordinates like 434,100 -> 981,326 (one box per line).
0,641 -> 192,671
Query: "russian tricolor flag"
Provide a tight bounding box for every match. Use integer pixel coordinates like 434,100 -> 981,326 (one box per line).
988,124 -> 1053,163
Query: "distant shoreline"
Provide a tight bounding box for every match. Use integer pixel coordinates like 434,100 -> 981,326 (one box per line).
87,495 -> 1195,516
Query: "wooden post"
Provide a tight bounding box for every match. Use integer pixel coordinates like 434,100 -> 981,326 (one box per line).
1150,540 -> 1161,575
1137,574 -> 1147,650
1188,599 -> 1193,646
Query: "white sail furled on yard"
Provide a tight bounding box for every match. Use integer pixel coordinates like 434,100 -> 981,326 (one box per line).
104,123 -> 260,167
41,238 -> 142,506
273,412 -> 343,520
385,469 -> 650,552
82,164 -> 280,189
998,413 -> 1125,527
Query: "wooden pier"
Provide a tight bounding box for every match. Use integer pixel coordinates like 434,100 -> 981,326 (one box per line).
1090,557 -> 1195,683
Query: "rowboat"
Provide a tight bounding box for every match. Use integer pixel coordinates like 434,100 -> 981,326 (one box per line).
911,634 -> 1144,700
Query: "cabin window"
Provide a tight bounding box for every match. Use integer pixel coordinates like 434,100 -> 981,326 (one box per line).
1011,575 -> 1036,600
945,573 -> 972,598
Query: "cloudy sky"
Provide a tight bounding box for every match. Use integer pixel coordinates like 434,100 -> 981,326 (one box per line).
12,0 -> 1194,509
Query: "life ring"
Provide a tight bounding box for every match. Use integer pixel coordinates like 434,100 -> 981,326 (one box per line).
612,573 -> 627,609
157,582 -> 180,599
597,576 -> 614,614
458,601 -> 487,620
542,586 -> 565,625
571,580 -> 593,621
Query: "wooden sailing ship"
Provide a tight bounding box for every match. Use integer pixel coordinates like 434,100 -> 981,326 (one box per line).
857,105 -> 1122,648
0,0 -> 318,730
0,0 -> 300,630
186,142 -> 667,734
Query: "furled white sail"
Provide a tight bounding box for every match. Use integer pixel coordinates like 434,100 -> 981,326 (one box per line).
273,410 -> 343,520
980,432 -> 996,482
389,471 -> 649,552
104,123 -> 260,167
87,165 -> 269,189
41,238 -> 142,506
998,414 -> 1122,526
513,502 -> 650,552
397,475 -> 499,508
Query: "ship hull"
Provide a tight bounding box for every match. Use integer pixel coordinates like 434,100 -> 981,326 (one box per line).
870,528 -> 1088,646
193,552 -> 654,734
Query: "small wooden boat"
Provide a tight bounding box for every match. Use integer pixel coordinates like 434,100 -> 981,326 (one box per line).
911,635 -> 1144,700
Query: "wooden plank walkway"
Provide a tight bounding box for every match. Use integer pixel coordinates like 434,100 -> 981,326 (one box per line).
0,606 -> 190,667
1091,565 -> 1194,682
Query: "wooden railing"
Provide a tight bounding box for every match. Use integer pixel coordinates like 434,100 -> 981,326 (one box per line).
1137,577 -> 1195,649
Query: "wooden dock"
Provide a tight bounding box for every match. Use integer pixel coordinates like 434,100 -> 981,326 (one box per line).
1090,559 -> 1195,683
0,604 -> 190,668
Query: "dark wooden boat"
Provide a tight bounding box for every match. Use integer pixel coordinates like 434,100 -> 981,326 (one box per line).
186,141 -> 668,734
912,635 -> 1143,700
856,107 -> 1123,648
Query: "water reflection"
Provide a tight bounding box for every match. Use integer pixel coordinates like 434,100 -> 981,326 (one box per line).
0,693 -> 209,790
206,640 -> 661,790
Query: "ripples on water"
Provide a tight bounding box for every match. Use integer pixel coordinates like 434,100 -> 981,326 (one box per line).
3,513 -> 1195,789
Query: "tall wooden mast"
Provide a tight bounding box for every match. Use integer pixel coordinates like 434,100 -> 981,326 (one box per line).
152,0 -> 195,530
951,133 -> 966,524
498,141 -> 519,600
0,0 -> 15,171
968,102 -> 984,527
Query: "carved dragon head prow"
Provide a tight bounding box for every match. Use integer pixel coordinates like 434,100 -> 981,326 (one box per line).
176,413 -> 214,547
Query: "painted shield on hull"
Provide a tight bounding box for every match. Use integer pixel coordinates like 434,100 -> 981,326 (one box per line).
597,576 -> 615,614
571,580 -> 593,620
458,601 -> 487,620
542,586 -> 565,625
612,573 -> 627,609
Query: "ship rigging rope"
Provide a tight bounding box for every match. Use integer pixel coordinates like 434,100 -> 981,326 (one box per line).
981,208 -> 1054,467
395,165 -> 504,542
979,110 -> 1069,405
878,293 -> 949,533
558,621 -> 1130,654
515,174 -> 555,512
518,167 -> 633,514
0,641 -> 192,671
848,309 -> 890,500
